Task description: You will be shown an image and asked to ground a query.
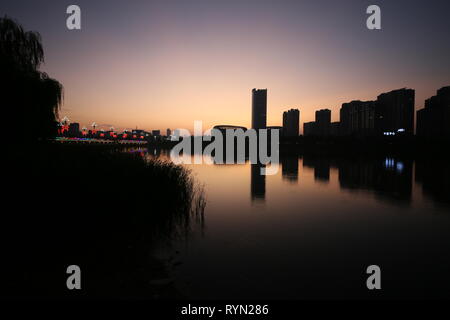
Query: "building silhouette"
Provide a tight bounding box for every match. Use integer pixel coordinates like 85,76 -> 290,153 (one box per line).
212,125 -> 249,162
282,108 -> 300,137
330,122 -> 340,136
303,121 -> 316,136
416,86 -> 450,138
375,88 -> 415,135
315,109 -> 331,136
213,125 -> 247,132
302,109 -> 331,137
340,100 -> 376,136
251,163 -> 266,202
252,89 -> 267,130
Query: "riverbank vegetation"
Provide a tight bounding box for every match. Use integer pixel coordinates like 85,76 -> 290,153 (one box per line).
1,15 -> 205,299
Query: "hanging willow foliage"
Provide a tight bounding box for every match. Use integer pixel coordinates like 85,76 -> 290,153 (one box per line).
1,15 -> 63,140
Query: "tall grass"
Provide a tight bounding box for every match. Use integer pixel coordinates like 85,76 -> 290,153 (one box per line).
2,143 -> 206,297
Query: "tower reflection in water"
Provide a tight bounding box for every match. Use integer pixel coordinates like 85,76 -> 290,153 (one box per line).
251,163 -> 266,202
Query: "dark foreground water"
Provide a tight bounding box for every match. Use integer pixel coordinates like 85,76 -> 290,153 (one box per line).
143,149 -> 450,299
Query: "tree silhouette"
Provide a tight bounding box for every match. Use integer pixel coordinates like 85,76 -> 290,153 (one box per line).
0,16 -> 63,140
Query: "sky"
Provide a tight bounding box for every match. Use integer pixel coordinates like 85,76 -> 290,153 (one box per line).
2,0 -> 450,132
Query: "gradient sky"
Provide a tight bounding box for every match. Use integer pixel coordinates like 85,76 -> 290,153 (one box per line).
3,0 -> 450,132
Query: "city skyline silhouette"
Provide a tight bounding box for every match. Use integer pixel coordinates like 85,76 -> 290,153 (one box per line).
2,0 -> 450,305
2,0 -> 449,132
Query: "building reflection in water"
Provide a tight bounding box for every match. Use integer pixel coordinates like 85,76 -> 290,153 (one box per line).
415,158 -> 450,207
303,155 -> 331,183
338,157 -> 413,205
251,163 -> 266,202
205,151 -> 447,209
281,155 -> 299,183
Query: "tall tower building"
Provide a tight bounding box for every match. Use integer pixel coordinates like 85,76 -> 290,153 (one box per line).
282,108 -> 300,137
252,89 -> 267,130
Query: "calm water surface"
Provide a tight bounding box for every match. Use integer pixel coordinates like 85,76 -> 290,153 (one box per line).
142,148 -> 450,299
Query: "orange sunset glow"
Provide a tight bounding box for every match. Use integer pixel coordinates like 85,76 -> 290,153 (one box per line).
5,0 -> 449,132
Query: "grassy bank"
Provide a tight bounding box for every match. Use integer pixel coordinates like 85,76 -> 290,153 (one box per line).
2,143 -> 205,298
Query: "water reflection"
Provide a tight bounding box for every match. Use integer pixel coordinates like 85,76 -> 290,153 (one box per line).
416,157 -> 450,207
137,147 -> 449,209
281,155 -> 299,183
338,157 -> 413,205
303,155 -> 331,183
127,147 -> 450,299
251,163 -> 266,202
